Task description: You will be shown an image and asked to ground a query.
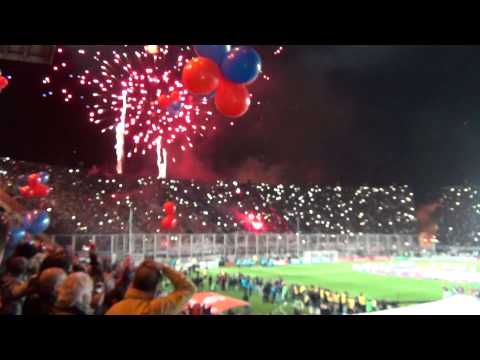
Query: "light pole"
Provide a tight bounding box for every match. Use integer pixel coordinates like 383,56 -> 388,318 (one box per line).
296,216 -> 300,258
128,205 -> 133,257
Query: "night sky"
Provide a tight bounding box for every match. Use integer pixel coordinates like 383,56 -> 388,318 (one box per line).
1,45 -> 480,202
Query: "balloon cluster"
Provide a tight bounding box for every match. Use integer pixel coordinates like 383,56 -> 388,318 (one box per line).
17,172 -> 51,198
6,172 -> 52,257
20,210 -> 51,236
182,45 -> 262,118
160,201 -> 177,231
7,210 -> 51,255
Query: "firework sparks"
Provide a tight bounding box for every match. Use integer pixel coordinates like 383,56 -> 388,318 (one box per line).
42,45 -> 283,177
144,45 -> 159,55
156,136 -> 167,179
115,90 -> 128,174
273,46 -> 284,55
43,46 -> 215,174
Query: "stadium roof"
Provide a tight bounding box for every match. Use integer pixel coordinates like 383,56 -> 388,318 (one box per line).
0,45 -> 56,65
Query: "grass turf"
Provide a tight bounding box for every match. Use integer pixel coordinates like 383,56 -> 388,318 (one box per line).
209,262 -> 479,304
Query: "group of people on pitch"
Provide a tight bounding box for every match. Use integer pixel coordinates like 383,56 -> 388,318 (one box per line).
187,267 -> 398,315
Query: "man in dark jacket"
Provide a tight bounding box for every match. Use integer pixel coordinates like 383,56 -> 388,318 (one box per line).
0,257 -> 29,315
101,256 -> 133,312
220,273 -> 226,291
263,281 -> 272,303
13,243 -> 39,261
22,250 -> 71,306
23,267 -> 66,315
39,252 -> 71,274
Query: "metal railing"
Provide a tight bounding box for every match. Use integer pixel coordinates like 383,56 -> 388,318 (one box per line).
50,233 -> 419,263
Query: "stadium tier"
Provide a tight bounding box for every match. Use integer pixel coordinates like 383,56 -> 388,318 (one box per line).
438,187 -> 480,246
4,156 -> 480,253
0,157 -> 417,236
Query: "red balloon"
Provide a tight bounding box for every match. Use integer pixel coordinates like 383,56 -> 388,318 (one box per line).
163,201 -> 176,216
185,94 -> 195,104
158,94 -> 171,109
19,186 -> 34,198
32,183 -> 50,198
182,57 -> 221,95
214,80 -> 251,118
0,76 -> 8,91
158,91 -> 181,110
170,90 -> 181,102
161,215 -> 177,231
27,173 -> 41,187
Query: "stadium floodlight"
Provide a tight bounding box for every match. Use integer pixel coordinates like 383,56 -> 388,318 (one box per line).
0,45 -> 56,65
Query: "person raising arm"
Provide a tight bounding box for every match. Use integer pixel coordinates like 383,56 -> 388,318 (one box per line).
106,260 -> 196,315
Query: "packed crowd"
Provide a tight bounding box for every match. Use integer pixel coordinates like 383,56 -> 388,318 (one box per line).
188,268 -> 396,315
438,186 -> 480,246
0,157 -> 417,235
0,241 -> 196,315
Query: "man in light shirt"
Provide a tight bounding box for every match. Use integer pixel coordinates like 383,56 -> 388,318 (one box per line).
106,260 -> 196,315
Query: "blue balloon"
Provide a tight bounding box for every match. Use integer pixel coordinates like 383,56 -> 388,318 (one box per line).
39,171 -> 50,184
9,227 -> 26,244
194,45 -> 231,66
22,212 -> 34,230
28,210 -> 50,235
221,47 -> 262,85
17,175 -> 28,187
167,101 -> 182,115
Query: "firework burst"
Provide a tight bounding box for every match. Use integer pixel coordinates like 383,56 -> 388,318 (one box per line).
42,45 -> 283,177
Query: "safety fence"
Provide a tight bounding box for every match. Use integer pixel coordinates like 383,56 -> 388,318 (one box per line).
51,233 -> 419,263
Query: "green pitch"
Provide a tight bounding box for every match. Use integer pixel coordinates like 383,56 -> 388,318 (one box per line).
209,262 -> 479,304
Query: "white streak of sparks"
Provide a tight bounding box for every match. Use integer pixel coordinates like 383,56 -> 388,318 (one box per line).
115,90 -> 127,174
156,136 -> 167,179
